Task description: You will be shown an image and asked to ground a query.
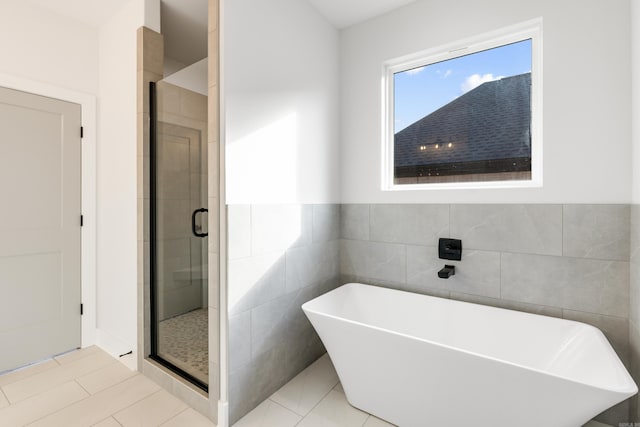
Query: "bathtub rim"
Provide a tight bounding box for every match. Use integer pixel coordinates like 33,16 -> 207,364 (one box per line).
302,282 -> 638,397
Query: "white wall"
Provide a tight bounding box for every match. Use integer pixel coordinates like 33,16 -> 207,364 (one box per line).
632,0 -> 640,204
0,1 -> 100,348
340,0 -> 632,204
96,0 -> 146,358
0,1 -> 98,94
0,0 -> 157,363
164,58 -> 208,96
225,0 -> 340,204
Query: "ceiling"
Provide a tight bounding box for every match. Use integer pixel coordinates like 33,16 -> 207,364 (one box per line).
161,0 -> 208,67
23,0 -> 131,27
22,0 -> 415,31
307,0 -> 417,29
22,0 -> 415,66
159,0 -> 416,70
22,0 -> 208,68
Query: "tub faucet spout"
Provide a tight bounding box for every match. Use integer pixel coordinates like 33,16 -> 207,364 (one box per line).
438,265 -> 455,279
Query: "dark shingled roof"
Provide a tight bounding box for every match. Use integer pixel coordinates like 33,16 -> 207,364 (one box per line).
394,73 -> 531,169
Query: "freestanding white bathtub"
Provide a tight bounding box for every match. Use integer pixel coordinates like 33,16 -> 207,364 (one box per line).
302,283 -> 637,427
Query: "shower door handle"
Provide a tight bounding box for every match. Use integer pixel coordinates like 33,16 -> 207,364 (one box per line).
191,208 -> 208,238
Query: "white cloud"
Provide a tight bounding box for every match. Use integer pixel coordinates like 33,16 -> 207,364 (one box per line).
460,73 -> 503,93
406,66 -> 425,75
436,69 -> 453,78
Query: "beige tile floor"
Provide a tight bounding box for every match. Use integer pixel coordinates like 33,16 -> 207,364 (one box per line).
234,353 -> 612,427
234,391 -> 384,427
233,353 -> 393,427
0,346 -> 215,427
0,346 -> 614,427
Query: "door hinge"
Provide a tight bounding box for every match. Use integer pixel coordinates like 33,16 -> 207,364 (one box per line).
80,126 -> 84,138
80,303 -> 84,315
80,215 -> 84,227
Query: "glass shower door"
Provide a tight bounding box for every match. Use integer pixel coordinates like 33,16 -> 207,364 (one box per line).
150,81 -> 209,390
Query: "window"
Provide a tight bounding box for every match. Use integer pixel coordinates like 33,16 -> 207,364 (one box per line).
383,20 -> 542,190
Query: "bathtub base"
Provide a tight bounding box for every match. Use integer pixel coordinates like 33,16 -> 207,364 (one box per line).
302,284 -> 637,427
316,314 -> 610,427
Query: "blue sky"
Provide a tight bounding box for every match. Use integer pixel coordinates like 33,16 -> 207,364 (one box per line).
394,39 -> 532,132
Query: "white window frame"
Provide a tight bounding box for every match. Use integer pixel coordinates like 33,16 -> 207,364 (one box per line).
382,18 -> 543,191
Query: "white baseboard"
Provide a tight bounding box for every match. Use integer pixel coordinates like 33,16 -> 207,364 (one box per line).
96,329 -> 137,370
217,400 -> 229,427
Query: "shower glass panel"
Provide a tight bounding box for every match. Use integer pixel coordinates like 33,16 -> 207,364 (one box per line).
150,80 -> 208,390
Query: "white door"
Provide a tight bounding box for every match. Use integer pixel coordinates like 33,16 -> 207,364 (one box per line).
0,86 -> 81,372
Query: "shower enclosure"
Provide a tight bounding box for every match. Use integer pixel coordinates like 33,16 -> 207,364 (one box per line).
149,80 -> 209,390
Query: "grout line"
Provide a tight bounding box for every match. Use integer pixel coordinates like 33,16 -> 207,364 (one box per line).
5,363 -> 100,405
91,416 -> 124,427
562,307 -> 629,320
499,251 -> 502,298
34,374 -> 152,426
0,358 -> 58,386
80,369 -> 141,397
0,386 -> 9,407
268,398 -> 304,419
311,204 -> 316,243
403,244 -> 407,285
74,378 -> 91,395
561,204 -> 565,256
293,385 -> 335,426
159,407 -> 190,427
101,382 -> 161,424
367,204 -> 371,241
54,346 -> 101,366
109,388 -> 162,421
21,381 -> 93,425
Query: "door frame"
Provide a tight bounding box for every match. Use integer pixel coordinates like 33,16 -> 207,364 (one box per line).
0,72 -> 97,348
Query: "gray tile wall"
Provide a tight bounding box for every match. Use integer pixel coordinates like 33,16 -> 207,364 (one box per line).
227,203 -> 634,425
630,205 -> 640,422
227,204 -> 341,423
341,203 -> 631,425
